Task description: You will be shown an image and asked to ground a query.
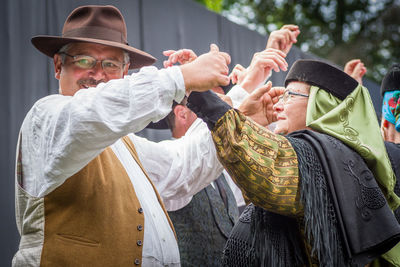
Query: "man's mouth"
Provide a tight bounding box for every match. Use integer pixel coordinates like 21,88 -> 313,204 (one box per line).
78,78 -> 105,89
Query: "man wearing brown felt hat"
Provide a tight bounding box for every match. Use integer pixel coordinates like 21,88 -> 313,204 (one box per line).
13,5 -> 231,267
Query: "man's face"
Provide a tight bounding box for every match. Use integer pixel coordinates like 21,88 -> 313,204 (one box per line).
273,81 -> 310,135
54,42 -> 129,96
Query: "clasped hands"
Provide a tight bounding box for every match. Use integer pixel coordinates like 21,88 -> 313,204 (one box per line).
164,46 -> 286,128
163,24 -> 300,128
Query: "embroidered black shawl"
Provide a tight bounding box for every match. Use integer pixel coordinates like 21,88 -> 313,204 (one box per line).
222,131 -> 400,266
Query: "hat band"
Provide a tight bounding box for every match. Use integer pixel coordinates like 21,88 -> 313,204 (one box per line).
63,26 -> 127,44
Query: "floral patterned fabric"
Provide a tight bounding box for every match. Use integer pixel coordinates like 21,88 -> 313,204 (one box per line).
382,91 -> 400,132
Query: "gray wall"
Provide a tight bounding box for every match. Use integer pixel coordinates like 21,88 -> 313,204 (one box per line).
0,0 -> 380,264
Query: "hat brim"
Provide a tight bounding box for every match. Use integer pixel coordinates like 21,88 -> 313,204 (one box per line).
31,35 -> 156,69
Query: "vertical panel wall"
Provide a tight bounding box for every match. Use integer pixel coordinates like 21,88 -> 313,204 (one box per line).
0,0 -> 380,265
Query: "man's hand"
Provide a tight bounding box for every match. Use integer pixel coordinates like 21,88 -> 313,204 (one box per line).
344,59 -> 367,85
163,49 -> 197,68
266,24 -> 300,54
238,81 -> 285,126
239,49 -> 287,93
180,44 -> 230,93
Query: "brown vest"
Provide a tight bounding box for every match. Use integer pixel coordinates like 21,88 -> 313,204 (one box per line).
40,136 -> 175,267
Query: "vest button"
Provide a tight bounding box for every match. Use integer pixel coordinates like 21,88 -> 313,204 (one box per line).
137,240 -> 143,246
138,207 -> 143,214
137,224 -> 143,231
134,258 -> 140,265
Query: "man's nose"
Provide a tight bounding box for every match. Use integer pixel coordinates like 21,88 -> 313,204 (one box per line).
88,62 -> 106,80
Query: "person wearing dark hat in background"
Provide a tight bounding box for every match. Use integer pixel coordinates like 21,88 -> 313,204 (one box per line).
380,64 -> 400,243
380,64 -> 400,144
186,59 -> 400,266
13,5 -> 232,267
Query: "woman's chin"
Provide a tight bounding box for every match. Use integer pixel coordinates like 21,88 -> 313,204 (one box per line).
273,127 -> 288,135
273,121 -> 288,135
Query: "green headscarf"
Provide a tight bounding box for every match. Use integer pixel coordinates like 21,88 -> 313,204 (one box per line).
306,84 -> 400,211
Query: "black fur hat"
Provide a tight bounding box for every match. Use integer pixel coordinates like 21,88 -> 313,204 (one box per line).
380,64 -> 400,96
285,59 -> 358,100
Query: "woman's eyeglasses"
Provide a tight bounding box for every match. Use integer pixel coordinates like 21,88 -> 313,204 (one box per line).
279,89 -> 309,103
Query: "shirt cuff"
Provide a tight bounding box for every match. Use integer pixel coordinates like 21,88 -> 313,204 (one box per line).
160,66 -> 186,104
227,84 -> 250,109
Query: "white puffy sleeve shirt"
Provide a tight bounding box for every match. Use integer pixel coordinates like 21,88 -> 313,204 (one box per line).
20,66 -> 186,197
17,66 -> 249,266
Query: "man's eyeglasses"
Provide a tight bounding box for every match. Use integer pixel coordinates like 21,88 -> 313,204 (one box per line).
279,89 -> 309,103
59,52 -> 125,74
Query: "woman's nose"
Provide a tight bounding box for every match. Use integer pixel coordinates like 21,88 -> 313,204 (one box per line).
273,100 -> 284,112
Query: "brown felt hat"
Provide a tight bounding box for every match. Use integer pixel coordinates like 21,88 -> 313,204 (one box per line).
31,5 -> 156,69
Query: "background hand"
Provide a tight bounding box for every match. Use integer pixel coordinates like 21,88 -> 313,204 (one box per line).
266,24 -> 300,54
344,59 -> 367,85
239,49 -> 287,93
229,64 -> 246,85
163,49 -> 197,68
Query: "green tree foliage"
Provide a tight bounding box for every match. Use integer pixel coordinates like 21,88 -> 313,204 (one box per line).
200,0 -> 400,83
195,0 -> 224,12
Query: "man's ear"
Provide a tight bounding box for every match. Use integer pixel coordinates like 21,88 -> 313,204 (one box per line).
54,54 -> 62,80
123,63 -> 130,76
174,105 -> 187,120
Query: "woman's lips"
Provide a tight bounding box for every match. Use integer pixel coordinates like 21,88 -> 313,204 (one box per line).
276,116 -> 286,121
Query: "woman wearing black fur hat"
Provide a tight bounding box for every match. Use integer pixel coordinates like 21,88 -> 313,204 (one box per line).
186,59 -> 400,266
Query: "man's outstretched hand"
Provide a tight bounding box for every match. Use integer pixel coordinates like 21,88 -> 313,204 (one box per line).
180,44 -> 231,93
